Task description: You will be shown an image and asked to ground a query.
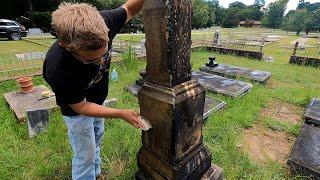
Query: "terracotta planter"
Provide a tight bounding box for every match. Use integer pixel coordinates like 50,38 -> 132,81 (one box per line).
17,76 -> 35,94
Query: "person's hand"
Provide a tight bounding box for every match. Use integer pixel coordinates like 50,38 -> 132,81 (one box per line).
120,109 -> 145,129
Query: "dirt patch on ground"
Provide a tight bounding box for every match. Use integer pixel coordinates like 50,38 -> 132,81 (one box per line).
241,126 -> 294,164
261,100 -> 303,124
105,158 -> 128,179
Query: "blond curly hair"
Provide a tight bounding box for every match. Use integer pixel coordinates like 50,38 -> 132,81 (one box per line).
52,2 -> 109,50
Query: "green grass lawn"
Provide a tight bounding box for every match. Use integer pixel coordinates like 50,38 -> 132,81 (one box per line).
0,28 -> 320,179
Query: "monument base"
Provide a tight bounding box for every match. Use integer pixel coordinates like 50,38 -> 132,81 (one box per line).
201,164 -> 224,180
136,144 -> 219,180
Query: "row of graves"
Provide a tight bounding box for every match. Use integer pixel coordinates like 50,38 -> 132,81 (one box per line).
191,30 -> 281,61
112,38 -> 147,59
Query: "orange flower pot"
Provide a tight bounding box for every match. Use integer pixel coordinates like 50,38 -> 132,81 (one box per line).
17,76 -> 35,94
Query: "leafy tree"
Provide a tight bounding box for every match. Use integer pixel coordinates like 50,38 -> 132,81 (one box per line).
99,0 -> 124,9
229,1 -> 247,10
214,7 -> 226,26
192,0 -> 209,29
239,5 -> 263,21
222,8 -> 239,28
297,0 -> 320,11
205,0 -> 219,27
30,11 -> 52,29
262,0 -> 289,29
313,9 -> 320,32
290,9 -> 309,35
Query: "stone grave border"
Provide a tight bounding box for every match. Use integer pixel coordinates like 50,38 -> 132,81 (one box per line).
289,42 -> 320,68
192,45 -> 263,60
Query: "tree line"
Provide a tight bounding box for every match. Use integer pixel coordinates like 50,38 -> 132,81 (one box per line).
282,0 -> 320,35
0,0 -> 319,34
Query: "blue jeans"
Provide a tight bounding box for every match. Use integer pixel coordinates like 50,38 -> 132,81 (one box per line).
63,115 -> 105,180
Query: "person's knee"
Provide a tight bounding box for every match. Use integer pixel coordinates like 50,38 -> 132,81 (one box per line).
74,142 -> 95,166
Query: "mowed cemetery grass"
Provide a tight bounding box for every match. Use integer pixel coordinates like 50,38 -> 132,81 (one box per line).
0,28 -> 319,179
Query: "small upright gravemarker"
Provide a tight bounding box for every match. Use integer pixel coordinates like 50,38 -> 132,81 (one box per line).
206,57 -> 219,68
27,109 -> 49,138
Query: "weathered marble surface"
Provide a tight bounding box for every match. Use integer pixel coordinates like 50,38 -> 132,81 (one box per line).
125,83 -> 226,121
192,71 -> 253,98
288,124 -> 320,178
304,98 -> 320,126
200,64 -> 272,83
3,85 -> 58,122
27,109 -> 49,138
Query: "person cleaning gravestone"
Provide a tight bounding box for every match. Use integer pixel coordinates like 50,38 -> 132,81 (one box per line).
42,1 -> 150,179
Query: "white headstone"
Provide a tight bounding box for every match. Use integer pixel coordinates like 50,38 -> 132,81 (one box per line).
28,28 -> 43,35
213,30 -> 221,46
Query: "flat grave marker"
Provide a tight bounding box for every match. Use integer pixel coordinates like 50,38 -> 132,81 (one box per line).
15,52 -> 46,60
192,71 -> 253,98
200,63 -> 272,83
3,85 -> 58,122
304,98 -> 320,126
288,124 -> 320,178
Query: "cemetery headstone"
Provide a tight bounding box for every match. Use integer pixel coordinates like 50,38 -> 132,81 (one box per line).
27,109 -> 49,138
213,30 -> 221,46
28,28 -> 43,35
15,52 -> 46,60
136,0 -> 223,179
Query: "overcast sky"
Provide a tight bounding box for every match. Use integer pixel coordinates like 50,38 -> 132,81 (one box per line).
220,0 -> 320,13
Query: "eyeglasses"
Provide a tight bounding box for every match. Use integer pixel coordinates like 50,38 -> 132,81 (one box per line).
72,48 -> 112,65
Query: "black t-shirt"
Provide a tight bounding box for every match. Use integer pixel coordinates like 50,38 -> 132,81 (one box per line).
43,7 -> 127,116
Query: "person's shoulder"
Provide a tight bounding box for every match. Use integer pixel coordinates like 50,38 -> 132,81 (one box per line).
100,7 -> 127,40
45,41 -> 63,63
43,41 -> 68,83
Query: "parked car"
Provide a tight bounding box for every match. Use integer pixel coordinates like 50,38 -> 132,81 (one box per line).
0,19 -> 27,40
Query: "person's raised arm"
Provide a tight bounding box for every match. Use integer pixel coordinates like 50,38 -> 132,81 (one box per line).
122,0 -> 144,23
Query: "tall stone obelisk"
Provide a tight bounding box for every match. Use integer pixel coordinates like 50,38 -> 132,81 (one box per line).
136,0 -> 223,179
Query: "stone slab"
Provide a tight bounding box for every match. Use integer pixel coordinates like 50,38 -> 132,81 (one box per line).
27,109 -> 49,138
304,98 -> 320,126
205,46 -> 263,60
201,164 -> 224,180
3,85 -> 58,122
15,52 -> 46,60
125,83 -> 142,96
125,84 -> 226,120
203,97 -> 226,120
192,71 -> 253,98
287,124 -> 320,178
103,98 -> 118,107
200,64 -> 272,83
289,55 -> 320,68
